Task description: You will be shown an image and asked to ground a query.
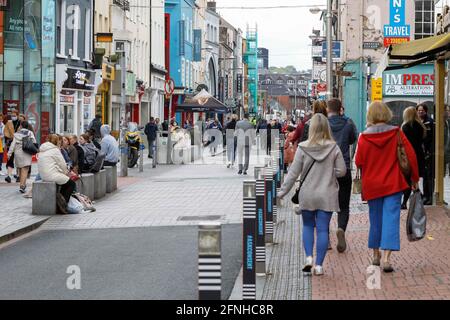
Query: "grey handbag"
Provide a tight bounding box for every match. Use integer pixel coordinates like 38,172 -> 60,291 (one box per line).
406,190 -> 427,242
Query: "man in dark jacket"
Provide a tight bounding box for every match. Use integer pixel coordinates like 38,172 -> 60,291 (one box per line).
327,98 -> 358,253
144,117 -> 158,159
88,114 -> 103,141
417,104 -> 435,205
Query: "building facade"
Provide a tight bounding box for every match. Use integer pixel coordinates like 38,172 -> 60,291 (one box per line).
55,0 -> 96,137
0,0 -> 57,143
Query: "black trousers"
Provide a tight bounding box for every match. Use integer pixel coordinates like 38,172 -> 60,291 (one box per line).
337,169 -> 352,232
423,156 -> 435,203
59,180 -> 76,203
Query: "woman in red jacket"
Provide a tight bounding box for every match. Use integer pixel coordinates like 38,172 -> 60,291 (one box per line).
355,102 -> 419,273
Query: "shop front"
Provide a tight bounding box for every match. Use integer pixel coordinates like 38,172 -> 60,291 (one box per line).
383,64 -> 435,125
0,0 -> 56,143
56,67 -> 96,136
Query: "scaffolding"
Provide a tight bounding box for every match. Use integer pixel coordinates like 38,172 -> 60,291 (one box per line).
244,24 -> 258,115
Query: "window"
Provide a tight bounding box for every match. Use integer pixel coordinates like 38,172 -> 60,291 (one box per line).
71,4 -> 80,60
84,8 -> 91,61
415,0 -> 435,39
57,0 -> 67,57
277,80 -> 283,84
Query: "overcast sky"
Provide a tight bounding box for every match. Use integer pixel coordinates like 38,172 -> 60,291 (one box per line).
216,0 -> 327,71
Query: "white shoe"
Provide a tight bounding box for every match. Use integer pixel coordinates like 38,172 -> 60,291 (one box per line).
302,256 -> 313,273
313,265 -> 324,276
0,171 -> 5,176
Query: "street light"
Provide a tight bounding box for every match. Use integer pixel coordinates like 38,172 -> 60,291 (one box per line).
309,7 -> 322,15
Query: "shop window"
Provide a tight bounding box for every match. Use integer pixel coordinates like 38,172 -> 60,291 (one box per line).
4,0 -> 24,81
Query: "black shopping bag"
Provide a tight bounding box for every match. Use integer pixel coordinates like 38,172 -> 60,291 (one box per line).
406,190 -> 427,242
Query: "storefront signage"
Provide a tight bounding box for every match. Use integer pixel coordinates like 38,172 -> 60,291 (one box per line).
3,100 -> 19,115
102,63 -> 115,81
313,63 -> 326,81
126,72 -> 137,96
371,78 -> 383,101
322,41 -> 343,63
193,29 -> 201,62
383,0 -> 410,47
60,95 -> 75,103
0,0 -> 9,11
383,65 -> 435,97
312,46 -> 322,58
63,68 -> 96,91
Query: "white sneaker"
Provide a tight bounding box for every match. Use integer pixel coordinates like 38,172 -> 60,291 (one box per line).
313,265 -> 324,276
302,256 -> 313,273
0,171 -> 5,176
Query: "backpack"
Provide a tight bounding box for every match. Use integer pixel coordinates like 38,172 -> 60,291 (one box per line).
81,143 -> 97,167
89,150 -> 106,173
72,193 -> 96,212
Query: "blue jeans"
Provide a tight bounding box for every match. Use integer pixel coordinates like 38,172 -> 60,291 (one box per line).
302,210 -> 333,266
368,192 -> 402,251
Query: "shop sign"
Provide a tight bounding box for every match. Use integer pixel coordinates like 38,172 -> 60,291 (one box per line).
322,41 -> 343,63
193,29 -> 202,62
383,0 -> 410,47
312,46 -> 322,58
383,65 -> 435,97
371,78 -> 383,101
313,63 -> 326,81
63,68 -> 96,91
3,100 -> 19,115
102,63 -> 115,81
363,42 -> 381,50
126,72 -> 137,96
0,0 -> 9,11
60,90 -> 75,103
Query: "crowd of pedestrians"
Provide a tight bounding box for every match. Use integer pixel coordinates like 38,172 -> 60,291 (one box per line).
276,99 -> 431,276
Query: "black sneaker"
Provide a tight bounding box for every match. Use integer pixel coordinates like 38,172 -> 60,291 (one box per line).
5,176 -> 11,183
336,228 -> 347,253
238,170 -> 242,175
243,171 -> 248,175
19,186 -> 26,194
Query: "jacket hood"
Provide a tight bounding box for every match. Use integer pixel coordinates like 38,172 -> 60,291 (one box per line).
328,115 -> 348,132
361,127 -> 398,149
101,125 -> 111,137
40,142 -> 58,153
299,142 -> 338,162
14,129 -> 30,140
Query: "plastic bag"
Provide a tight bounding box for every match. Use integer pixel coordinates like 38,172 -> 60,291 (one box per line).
67,196 -> 84,214
406,190 -> 427,242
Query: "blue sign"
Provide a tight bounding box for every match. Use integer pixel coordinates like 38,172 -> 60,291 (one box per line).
322,41 -> 343,63
384,0 -> 411,38
193,29 -> 202,62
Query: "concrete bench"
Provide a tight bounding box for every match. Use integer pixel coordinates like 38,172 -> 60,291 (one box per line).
94,170 -> 107,200
80,173 -> 95,200
32,181 -> 57,215
104,166 -> 118,192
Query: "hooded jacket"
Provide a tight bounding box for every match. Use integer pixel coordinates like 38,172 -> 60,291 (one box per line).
279,141 -> 347,213
100,125 -> 119,163
328,115 -> 358,169
355,126 -> 419,201
38,142 -> 70,185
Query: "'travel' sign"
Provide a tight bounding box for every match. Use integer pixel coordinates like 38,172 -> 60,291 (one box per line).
383,65 -> 435,97
383,0 -> 410,47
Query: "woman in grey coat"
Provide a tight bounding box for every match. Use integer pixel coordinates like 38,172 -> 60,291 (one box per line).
278,114 -> 347,276
7,121 -> 36,193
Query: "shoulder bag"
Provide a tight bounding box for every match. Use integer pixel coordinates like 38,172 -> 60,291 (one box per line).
352,168 -> 362,194
291,159 -> 316,205
22,135 -> 39,155
397,130 -> 411,179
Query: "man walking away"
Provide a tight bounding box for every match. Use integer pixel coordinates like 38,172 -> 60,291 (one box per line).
144,117 -> 158,159
100,125 -> 120,167
417,104 -> 434,205
327,98 -> 358,253
235,114 -> 255,175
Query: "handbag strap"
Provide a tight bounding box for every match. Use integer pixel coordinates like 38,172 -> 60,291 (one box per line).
298,159 -> 316,189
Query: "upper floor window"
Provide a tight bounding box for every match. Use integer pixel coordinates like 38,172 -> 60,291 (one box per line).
415,0 -> 435,39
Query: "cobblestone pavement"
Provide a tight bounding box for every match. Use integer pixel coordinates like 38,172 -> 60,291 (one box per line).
314,206 -> 450,300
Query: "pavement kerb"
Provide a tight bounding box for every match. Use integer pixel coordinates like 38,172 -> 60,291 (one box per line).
0,217 -> 50,246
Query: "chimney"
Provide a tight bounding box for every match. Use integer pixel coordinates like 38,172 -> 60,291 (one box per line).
207,1 -> 217,12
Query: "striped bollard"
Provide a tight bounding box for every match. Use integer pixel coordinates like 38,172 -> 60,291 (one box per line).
264,158 -> 274,244
254,166 -> 266,275
198,223 -> 222,300
243,181 -> 256,300
280,135 -> 285,183
271,150 -> 278,224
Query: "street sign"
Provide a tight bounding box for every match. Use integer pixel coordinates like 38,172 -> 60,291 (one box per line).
363,42 -> 381,50
371,78 -> 383,101
164,78 -> 175,96
322,41 -> 343,63
96,33 -> 113,43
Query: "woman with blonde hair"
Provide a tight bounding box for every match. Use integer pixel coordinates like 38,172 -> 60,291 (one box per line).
401,107 -> 426,209
278,113 -> 347,275
300,100 -> 328,142
355,101 -> 419,272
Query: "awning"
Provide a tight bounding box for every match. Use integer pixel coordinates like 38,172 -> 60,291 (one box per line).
389,33 -> 450,60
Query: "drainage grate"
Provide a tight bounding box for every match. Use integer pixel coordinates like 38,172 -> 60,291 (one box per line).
177,215 -> 223,221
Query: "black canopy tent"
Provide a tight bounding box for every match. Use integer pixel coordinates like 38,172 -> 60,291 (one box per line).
176,96 -> 232,114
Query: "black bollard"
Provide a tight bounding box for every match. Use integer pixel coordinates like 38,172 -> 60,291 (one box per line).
264,158 -> 274,244
254,166 -> 266,275
243,181 -> 257,300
